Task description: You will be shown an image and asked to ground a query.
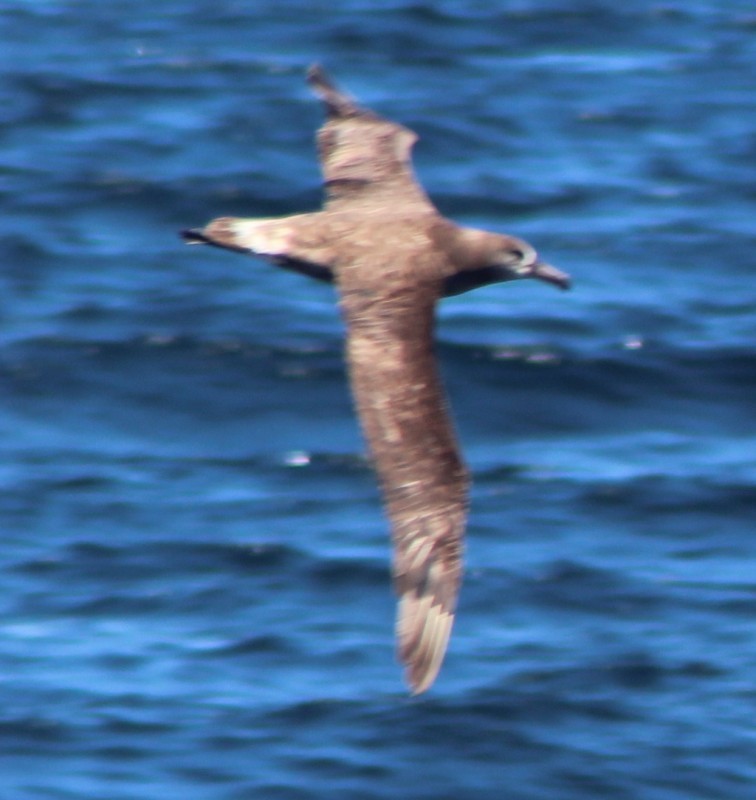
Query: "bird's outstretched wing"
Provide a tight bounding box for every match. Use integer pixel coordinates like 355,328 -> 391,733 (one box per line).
307,64 -> 434,213
340,280 -> 468,694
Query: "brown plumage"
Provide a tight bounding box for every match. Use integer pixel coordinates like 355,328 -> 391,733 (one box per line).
182,64 -> 570,694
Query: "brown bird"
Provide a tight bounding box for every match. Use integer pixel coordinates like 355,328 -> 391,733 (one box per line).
182,65 -> 570,694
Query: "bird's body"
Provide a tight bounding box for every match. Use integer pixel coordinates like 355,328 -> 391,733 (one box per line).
183,65 -> 569,694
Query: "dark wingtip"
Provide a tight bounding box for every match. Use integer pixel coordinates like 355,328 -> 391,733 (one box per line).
181,228 -> 209,244
306,62 -> 327,86
306,62 -> 361,118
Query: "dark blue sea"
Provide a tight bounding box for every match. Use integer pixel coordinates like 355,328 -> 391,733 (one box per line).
2,1 -> 755,798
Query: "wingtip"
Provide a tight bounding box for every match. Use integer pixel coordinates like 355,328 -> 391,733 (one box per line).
306,62 -> 362,118
306,62 -> 327,86
180,218 -> 257,254
306,62 -> 334,97
397,590 -> 456,695
404,650 -> 446,696
181,228 -> 209,244
407,668 -> 440,696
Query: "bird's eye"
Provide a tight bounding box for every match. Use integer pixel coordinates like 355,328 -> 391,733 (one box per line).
511,248 -> 525,262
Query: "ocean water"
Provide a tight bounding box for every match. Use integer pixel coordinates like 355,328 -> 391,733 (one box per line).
1,1 -> 755,798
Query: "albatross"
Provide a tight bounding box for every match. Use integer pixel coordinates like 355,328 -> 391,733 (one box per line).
182,65 -> 570,694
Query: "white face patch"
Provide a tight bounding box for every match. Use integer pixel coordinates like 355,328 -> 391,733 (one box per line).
506,239 -> 538,274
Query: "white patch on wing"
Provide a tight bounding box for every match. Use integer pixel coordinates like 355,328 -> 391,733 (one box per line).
403,536 -> 434,574
229,217 -> 313,257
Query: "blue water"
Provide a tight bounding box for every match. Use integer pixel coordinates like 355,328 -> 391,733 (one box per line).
2,1 -> 755,798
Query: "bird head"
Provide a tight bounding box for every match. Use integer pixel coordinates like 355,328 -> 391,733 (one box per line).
443,230 -> 571,296
492,236 -> 570,290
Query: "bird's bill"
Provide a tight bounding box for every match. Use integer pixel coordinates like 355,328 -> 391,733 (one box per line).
531,261 -> 571,290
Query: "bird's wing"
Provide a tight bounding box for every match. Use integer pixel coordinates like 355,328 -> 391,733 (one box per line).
181,213 -> 336,284
340,280 -> 469,694
307,64 -> 435,213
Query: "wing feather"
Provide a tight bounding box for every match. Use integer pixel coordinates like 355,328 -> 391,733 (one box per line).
340,283 -> 468,693
307,65 -> 434,212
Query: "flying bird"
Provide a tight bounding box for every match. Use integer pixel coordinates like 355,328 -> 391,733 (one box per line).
182,64 -> 570,694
